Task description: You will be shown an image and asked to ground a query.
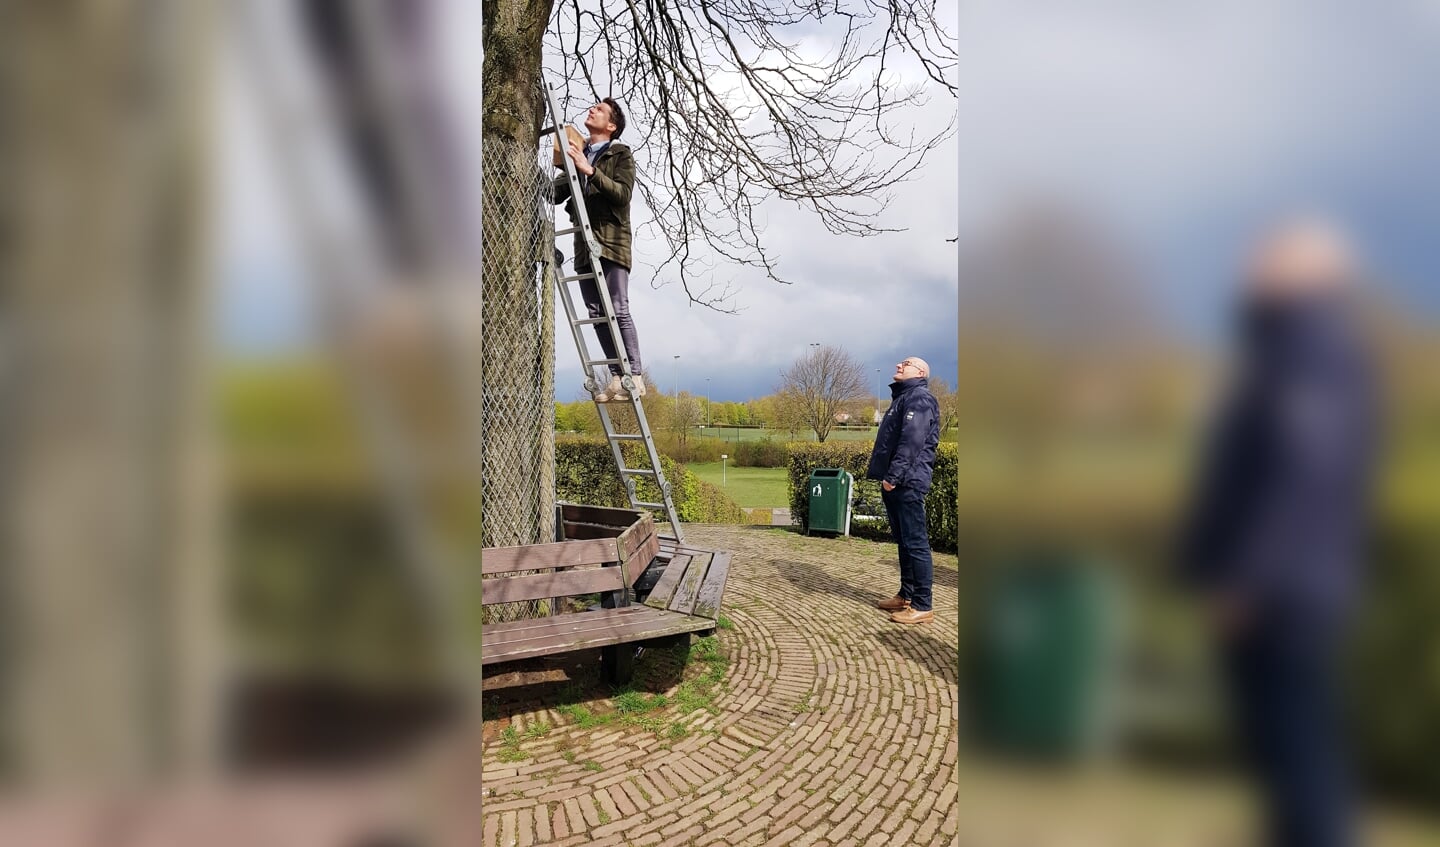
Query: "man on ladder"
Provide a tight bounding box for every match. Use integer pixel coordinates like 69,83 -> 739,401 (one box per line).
554,98 -> 646,402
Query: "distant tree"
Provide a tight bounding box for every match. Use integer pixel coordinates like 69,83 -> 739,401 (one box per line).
955,204 -> 1174,454
778,346 -> 869,443
928,377 -> 960,434
670,392 -> 705,451
772,391 -> 808,441
555,399 -> 600,433
709,400 -> 737,428
747,396 -> 774,430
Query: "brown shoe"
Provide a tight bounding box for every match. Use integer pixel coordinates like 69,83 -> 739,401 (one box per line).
876,595 -> 910,612
890,608 -> 934,624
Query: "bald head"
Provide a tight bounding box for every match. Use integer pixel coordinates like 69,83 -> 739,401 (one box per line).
1245,216 -> 1360,301
893,356 -> 930,382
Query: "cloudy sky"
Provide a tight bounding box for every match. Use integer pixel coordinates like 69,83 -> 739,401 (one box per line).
219,1 -> 1440,402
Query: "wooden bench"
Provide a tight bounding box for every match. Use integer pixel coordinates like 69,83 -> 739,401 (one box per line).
481,505 -> 732,684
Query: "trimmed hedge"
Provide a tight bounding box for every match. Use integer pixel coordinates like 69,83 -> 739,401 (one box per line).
733,438 -> 790,468
787,442 -> 958,553
1347,522 -> 1440,807
650,432 -> 724,464
556,436 -> 746,524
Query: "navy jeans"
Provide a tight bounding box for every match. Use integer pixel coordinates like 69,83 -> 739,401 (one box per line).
1219,608 -> 1353,847
881,485 -> 933,611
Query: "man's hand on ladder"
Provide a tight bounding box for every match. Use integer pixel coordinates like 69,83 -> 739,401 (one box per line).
565,140 -> 593,176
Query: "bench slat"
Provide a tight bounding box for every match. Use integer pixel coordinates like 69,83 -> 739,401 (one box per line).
482,566 -> 623,606
616,512 -> 655,559
642,554 -> 691,610
481,608 -> 714,664
481,538 -> 618,576
690,551 -> 732,620
621,532 -> 661,588
560,503 -> 642,527
479,609 -> 636,640
668,551 -> 712,615
563,522 -> 629,541
482,605 -> 669,647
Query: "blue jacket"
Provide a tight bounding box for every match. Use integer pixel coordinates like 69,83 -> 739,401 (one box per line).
1178,296 -> 1378,616
866,377 -> 941,492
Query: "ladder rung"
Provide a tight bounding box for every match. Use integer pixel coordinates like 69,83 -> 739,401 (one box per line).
608,434 -> 645,441
635,502 -> 667,509
620,468 -> 657,476
573,317 -> 610,326
540,124 -> 558,135
561,272 -> 599,283
585,358 -> 623,366
556,226 -> 582,236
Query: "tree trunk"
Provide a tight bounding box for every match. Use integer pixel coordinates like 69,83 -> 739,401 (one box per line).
481,0 -> 553,146
479,0 -> 557,564
0,1 -> 218,786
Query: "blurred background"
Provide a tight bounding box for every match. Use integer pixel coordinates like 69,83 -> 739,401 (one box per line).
950,1 -> 1440,843
0,1 -> 490,843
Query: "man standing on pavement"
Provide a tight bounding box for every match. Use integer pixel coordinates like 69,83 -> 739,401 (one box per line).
554,98 -> 645,402
867,356 -> 942,624
1178,218 -> 1378,847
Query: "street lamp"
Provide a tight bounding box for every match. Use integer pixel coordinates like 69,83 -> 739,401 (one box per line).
721,454 -> 728,486
705,377 -> 711,429
673,354 -> 680,418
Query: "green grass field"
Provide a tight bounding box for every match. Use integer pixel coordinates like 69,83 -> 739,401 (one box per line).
691,426 -> 880,443
691,426 -> 957,444
684,462 -> 790,508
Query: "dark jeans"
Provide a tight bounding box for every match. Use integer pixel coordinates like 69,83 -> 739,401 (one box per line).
1219,608 -> 1353,847
577,255 -> 641,376
881,485 -> 933,611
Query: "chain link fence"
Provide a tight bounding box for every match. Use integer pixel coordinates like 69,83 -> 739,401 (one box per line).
479,134 -> 557,623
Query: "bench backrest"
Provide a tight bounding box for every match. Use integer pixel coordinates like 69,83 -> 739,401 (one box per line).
480,508 -> 659,607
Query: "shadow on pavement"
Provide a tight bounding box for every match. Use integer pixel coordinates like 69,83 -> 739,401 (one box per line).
479,642 -> 690,726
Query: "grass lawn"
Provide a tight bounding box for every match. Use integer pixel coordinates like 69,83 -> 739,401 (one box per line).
691,426 -> 958,444
685,462 -> 790,508
692,426 -> 879,443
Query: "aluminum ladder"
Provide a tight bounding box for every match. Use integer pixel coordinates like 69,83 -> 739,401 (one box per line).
541,83 -> 685,543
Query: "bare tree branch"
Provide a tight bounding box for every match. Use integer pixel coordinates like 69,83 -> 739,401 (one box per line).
535,0 -> 956,308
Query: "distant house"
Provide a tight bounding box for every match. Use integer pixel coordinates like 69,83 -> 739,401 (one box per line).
834,412 -> 851,424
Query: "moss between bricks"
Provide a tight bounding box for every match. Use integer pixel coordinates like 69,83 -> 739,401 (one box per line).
488,635 -> 731,763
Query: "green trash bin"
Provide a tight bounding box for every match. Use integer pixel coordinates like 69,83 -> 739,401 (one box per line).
964,551 -> 1124,760
804,468 -> 853,536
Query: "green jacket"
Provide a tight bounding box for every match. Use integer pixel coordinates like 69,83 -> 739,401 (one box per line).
554,141 -> 635,270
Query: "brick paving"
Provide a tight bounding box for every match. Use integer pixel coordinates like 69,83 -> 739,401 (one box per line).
480,525 -> 962,847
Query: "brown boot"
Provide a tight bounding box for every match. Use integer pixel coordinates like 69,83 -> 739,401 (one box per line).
890,608 -> 934,625
876,595 -> 910,612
